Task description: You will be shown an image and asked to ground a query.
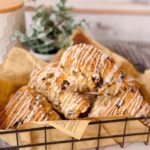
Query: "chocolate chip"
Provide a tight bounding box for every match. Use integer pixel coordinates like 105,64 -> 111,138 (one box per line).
14,121 -> 19,127
67,110 -> 74,116
97,81 -> 103,87
79,107 -> 91,118
107,56 -> 114,63
92,75 -> 103,88
14,120 -> 23,128
48,73 -> 54,78
116,102 -> 121,108
92,76 -> 95,82
130,86 -> 136,93
120,71 -> 126,78
122,86 -> 127,91
61,84 -> 66,90
42,77 -> 46,80
61,80 -> 70,90
63,80 -> 70,85
15,93 -> 19,96
32,101 -> 36,105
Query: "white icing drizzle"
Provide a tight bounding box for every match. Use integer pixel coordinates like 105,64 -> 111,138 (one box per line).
106,89 -> 133,115
79,45 -> 94,71
80,45 -> 93,67
101,63 -> 108,76
87,47 -> 98,70
4,94 -> 30,128
78,45 -> 90,66
120,91 -> 139,115
109,106 -> 117,116
29,63 -> 90,119
90,89 -> 130,117
33,109 -> 43,121
10,96 -> 33,127
72,44 -> 85,70
93,52 -> 102,75
60,44 -> 108,77
4,90 -> 29,128
30,110 -> 42,122
27,44 -> 149,123
59,47 -> 71,66
69,94 -> 85,113
114,81 -> 122,95
135,104 -> 150,117
125,76 -> 138,83
44,116 -> 48,121
1,85 -> 59,129
38,113 -> 46,121
18,99 -> 34,122
100,53 -> 108,67
25,102 -> 42,122
129,94 -> 142,116
105,65 -> 118,83
61,92 -> 74,114
90,86 -> 150,122
113,108 -> 118,115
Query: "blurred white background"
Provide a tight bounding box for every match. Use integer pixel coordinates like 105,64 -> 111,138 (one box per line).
25,0 -> 150,43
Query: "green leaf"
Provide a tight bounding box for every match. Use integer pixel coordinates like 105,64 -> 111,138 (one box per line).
12,0 -> 87,54
37,32 -> 47,39
26,28 -> 34,37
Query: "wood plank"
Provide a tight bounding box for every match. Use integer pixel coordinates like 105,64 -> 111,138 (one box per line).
25,0 -> 150,15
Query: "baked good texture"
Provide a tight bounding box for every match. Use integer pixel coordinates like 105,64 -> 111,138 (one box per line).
29,64 -> 90,119
89,87 -> 150,125
58,44 -> 150,124
0,86 -> 60,129
2,43 -> 149,127
59,44 -> 140,93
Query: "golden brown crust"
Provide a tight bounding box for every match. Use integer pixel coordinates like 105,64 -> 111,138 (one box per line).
1,43 -> 149,129
89,87 -> 149,116
89,87 -> 150,126
59,44 -> 140,94
59,44 -> 150,125
29,64 -> 90,119
0,86 -> 60,129
29,44 -> 150,125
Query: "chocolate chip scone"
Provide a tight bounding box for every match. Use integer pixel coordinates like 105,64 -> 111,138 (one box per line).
59,43 -> 140,94
29,63 -> 90,119
89,86 -> 150,125
0,86 -> 60,129
58,44 -> 150,125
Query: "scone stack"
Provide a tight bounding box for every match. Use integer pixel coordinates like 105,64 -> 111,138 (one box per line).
0,43 -> 150,129
59,44 -> 150,125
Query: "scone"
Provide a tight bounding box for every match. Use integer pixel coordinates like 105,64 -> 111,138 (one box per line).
59,43 -> 140,94
89,87 -> 150,117
29,43 -> 149,124
59,43 -> 150,124
0,86 -> 60,129
89,86 -> 150,125
29,64 -> 90,119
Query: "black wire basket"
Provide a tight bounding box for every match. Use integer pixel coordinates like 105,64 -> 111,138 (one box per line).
0,116 -> 149,150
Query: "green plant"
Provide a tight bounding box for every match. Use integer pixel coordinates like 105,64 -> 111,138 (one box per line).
12,0 -> 86,54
